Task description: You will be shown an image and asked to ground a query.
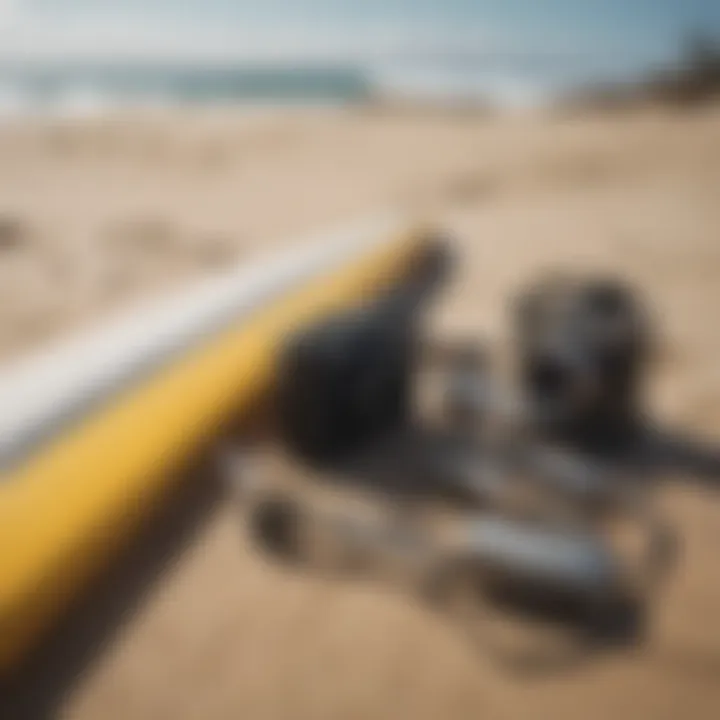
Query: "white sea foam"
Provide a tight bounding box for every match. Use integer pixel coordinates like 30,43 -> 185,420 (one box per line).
370,64 -> 554,109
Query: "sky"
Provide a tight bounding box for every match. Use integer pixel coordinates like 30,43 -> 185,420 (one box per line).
0,1 -> 719,79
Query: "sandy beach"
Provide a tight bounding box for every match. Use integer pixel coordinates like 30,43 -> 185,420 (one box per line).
2,104 -> 720,719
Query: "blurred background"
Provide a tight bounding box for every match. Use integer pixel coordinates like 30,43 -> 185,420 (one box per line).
0,1 -> 719,111
0,1 -> 719,359
1,2 -> 719,719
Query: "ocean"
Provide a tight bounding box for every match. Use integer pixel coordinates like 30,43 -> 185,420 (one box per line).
0,0 -> 706,118
0,59 -> 570,118
0,62 -> 371,117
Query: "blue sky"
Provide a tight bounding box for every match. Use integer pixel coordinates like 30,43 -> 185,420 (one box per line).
1,1 -> 719,78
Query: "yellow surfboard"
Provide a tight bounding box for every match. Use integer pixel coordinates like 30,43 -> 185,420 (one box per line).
0,218 -> 434,671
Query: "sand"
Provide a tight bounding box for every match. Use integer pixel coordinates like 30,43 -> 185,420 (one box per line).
1,104 -> 720,719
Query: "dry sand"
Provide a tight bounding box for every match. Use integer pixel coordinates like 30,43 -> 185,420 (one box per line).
1,105 -> 720,719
